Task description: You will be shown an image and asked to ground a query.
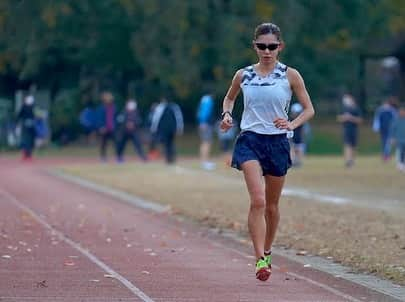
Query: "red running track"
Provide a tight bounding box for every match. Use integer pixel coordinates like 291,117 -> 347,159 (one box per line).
0,157 -> 400,302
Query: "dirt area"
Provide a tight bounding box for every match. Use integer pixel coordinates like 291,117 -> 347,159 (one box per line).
60,156 -> 405,285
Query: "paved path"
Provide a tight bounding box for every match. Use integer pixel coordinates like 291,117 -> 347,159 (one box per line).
0,157 -> 402,301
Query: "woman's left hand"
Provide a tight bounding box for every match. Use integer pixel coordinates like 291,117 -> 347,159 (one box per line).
273,118 -> 293,130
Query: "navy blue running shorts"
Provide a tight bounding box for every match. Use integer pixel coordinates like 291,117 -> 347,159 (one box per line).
231,131 -> 292,177
343,129 -> 357,147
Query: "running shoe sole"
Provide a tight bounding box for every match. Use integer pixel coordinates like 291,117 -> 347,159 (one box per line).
256,267 -> 271,281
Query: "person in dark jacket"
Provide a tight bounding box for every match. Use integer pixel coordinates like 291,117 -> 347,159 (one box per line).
17,95 -> 36,161
116,99 -> 147,162
337,93 -> 363,168
150,97 -> 184,164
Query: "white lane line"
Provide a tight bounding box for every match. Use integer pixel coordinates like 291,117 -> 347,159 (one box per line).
175,165 -> 351,205
208,241 -> 364,302
50,170 -> 169,213
282,187 -> 349,204
0,188 -> 156,302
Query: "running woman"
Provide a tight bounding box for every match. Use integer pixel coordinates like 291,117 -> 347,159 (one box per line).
220,22 -> 314,281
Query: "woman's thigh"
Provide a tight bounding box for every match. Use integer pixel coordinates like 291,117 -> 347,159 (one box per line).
241,160 -> 265,204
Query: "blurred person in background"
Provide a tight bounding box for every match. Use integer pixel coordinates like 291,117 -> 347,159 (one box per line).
116,98 -> 147,162
96,91 -> 118,161
390,104 -> 405,172
289,102 -> 308,167
150,97 -> 184,164
216,117 -> 239,166
372,96 -> 398,162
79,100 -> 98,145
220,22 -> 314,281
337,93 -> 363,168
146,102 -> 160,160
16,95 -> 36,161
197,93 -> 216,170
34,108 -> 49,148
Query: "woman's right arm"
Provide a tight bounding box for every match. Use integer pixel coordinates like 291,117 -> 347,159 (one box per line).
220,69 -> 243,131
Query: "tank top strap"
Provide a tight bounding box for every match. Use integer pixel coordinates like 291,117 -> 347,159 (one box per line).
241,62 -> 288,86
241,65 -> 257,86
274,62 -> 288,78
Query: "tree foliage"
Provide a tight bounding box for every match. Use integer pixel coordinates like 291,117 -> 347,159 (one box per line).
0,0 -> 404,119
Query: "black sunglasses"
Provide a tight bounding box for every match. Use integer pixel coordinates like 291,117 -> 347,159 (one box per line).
255,43 -> 280,51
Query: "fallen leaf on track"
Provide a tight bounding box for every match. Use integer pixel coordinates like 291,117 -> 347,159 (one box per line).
64,260 -> 75,266
36,280 -> 48,288
296,250 -> 308,256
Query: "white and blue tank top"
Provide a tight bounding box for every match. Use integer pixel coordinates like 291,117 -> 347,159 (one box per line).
240,62 -> 292,135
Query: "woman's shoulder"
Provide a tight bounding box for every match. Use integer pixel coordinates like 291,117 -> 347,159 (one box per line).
232,67 -> 251,83
234,65 -> 258,84
283,63 -> 298,75
276,61 -> 288,72
235,65 -> 253,76
235,64 -> 258,74
285,65 -> 304,84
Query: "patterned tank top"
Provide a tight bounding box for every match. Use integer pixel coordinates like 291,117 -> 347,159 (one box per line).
239,62 -> 292,135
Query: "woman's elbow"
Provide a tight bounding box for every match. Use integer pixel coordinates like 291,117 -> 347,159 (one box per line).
307,106 -> 315,119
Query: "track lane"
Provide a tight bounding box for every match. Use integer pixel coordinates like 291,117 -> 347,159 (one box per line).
0,158 -> 401,302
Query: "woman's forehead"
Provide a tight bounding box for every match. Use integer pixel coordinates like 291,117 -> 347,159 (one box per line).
255,33 -> 279,43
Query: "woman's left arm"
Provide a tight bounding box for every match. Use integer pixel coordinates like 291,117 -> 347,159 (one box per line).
287,68 -> 315,130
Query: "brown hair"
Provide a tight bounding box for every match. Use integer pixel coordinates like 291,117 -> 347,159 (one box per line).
254,23 -> 282,41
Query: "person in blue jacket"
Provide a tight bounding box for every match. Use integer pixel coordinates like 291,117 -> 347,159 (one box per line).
373,96 -> 398,162
197,93 -> 216,170
96,91 -> 118,161
390,104 -> 405,172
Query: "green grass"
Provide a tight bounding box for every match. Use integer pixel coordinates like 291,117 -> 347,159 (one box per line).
307,118 -> 380,155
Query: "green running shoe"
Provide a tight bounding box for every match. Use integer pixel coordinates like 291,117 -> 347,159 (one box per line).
255,257 -> 271,281
264,253 -> 272,268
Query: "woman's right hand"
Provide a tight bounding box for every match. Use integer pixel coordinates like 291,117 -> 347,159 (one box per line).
220,113 -> 233,131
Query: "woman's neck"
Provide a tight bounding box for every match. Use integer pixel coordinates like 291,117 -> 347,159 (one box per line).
256,61 -> 277,72
254,61 -> 278,77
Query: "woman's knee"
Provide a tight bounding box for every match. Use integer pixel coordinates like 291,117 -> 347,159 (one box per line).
265,203 -> 279,216
250,196 -> 266,210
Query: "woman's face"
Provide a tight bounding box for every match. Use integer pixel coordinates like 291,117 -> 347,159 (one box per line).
253,33 -> 283,64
